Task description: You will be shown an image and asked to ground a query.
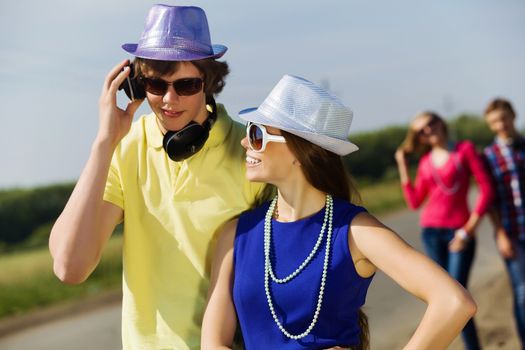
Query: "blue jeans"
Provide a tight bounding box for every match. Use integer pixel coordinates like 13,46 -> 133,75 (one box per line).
504,239 -> 525,348
422,227 -> 481,350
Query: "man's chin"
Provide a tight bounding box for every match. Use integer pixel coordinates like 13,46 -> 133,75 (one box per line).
156,116 -> 190,133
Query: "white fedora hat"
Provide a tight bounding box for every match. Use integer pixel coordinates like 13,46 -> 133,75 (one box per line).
238,75 -> 358,156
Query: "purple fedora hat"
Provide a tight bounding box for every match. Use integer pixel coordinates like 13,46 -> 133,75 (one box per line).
122,4 -> 227,61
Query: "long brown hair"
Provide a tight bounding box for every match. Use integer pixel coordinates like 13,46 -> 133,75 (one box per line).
281,131 -> 360,203
133,57 -> 230,96
399,111 -> 448,155
282,131 -> 369,350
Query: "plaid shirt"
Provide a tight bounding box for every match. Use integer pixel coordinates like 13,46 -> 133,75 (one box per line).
483,136 -> 525,240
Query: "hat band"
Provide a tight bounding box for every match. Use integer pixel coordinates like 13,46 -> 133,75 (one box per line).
138,35 -> 213,54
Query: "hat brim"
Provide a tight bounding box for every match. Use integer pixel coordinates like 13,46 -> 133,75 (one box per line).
239,107 -> 359,156
121,43 -> 227,61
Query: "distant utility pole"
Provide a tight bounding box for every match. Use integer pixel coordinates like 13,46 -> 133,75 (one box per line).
442,95 -> 456,118
320,78 -> 343,98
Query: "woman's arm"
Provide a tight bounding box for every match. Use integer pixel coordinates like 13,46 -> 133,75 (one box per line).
449,142 -> 496,251
463,141 -> 495,233
395,149 -> 429,209
395,148 -> 411,185
350,212 -> 476,350
201,219 -> 239,350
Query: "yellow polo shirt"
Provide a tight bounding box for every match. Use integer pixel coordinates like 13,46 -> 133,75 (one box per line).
104,105 -> 265,350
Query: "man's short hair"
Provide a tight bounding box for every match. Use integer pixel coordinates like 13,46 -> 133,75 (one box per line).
485,98 -> 516,119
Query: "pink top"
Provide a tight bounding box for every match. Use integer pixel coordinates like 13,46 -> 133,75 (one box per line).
402,141 -> 494,229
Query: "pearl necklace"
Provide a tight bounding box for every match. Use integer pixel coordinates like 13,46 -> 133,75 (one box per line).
264,194 -> 333,339
430,152 -> 463,195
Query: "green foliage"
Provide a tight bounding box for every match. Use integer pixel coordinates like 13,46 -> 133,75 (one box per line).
448,113 -> 494,151
0,113 -> 495,250
15,222 -> 54,251
345,113 -> 494,180
344,125 -> 406,179
0,112 -> 496,321
359,178 -> 405,215
0,236 -> 122,319
0,183 -> 74,245
0,180 -> 403,320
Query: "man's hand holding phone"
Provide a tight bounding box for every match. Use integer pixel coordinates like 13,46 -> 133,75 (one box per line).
97,60 -> 143,149
118,63 -> 146,101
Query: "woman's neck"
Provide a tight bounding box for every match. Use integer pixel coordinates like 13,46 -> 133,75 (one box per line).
430,140 -> 453,168
274,183 -> 327,222
431,137 -> 449,151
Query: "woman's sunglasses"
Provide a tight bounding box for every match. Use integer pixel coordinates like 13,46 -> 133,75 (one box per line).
246,122 -> 286,152
417,116 -> 439,137
140,77 -> 203,96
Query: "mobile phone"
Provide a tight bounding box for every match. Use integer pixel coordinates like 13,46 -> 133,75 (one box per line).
118,63 -> 146,100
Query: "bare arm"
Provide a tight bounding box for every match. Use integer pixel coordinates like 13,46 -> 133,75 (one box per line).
395,148 -> 411,185
487,207 -> 515,258
395,149 -> 429,209
450,144 -> 496,251
49,60 -> 142,284
201,219 -> 239,350
350,212 -> 476,350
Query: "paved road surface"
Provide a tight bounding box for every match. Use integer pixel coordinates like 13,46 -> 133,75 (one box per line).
367,208 -> 517,349
0,207 -> 518,349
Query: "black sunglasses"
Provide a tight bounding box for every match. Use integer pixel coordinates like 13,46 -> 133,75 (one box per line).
417,116 -> 439,137
140,77 -> 204,96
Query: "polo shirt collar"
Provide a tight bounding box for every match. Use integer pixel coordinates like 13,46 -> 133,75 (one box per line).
496,134 -> 525,148
145,103 -> 235,151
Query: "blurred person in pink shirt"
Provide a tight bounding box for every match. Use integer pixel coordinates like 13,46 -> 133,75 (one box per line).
395,111 -> 494,350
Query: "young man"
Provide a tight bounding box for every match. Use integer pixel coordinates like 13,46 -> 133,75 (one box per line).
49,5 -> 266,350
483,98 -> 525,347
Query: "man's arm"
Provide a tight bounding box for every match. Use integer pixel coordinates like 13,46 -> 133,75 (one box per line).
49,139 -> 123,284
49,60 -> 142,284
488,207 -> 515,258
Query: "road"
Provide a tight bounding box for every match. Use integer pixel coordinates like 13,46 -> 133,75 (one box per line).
0,207 -> 519,349
366,208 -> 518,349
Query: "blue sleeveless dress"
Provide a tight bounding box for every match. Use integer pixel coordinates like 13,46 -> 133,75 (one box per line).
233,197 -> 374,349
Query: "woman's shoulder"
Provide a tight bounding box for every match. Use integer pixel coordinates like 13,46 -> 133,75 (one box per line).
455,140 -> 483,161
417,151 -> 432,164
333,198 -> 368,219
456,140 -> 476,152
215,217 -> 239,253
241,201 -> 271,219
235,201 -> 270,234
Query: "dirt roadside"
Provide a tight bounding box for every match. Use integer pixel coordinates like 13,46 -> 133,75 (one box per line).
0,289 -> 121,338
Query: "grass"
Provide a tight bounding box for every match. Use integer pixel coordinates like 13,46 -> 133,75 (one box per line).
359,178 -> 405,215
0,236 -> 122,319
0,179 -> 406,320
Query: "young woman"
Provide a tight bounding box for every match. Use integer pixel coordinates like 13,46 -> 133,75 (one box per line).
395,112 -> 494,350
202,75 -> 477,349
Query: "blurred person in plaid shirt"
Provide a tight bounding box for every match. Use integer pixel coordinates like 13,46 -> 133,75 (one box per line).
483,98 -> 525,348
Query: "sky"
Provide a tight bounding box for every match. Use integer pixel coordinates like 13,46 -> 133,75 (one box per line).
0,0 -> 524,189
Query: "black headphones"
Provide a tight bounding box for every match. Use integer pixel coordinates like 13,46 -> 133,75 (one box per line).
162,96 -> 218,162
